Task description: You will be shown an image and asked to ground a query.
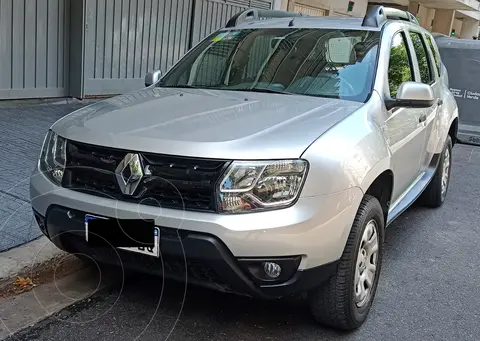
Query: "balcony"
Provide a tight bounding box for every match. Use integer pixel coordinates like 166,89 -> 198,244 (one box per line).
371,0 -> 480,11
421,0 -> 480,11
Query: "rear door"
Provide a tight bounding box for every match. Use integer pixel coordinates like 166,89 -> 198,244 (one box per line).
405,29 -> 440,172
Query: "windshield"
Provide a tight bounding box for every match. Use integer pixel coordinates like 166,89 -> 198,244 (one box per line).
159,28 -> 380,103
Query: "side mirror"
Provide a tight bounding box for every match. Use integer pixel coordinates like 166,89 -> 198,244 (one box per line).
385,81 -> 435,110
145,70 -> 162,87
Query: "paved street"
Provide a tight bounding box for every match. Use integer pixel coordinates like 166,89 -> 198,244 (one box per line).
0,102 -> 91,251
3,143 -> 480,341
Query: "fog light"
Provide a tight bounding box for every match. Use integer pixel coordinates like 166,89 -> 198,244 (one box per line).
263,262 -> 282,278
239,256 -> 301,284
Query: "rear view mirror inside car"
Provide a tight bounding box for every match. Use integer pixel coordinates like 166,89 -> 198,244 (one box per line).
327,37 -> 356,64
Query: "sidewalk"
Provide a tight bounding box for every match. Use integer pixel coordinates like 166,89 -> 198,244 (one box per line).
0,98 -> 110,339
0,236 -> 69,283
0,99 -> 94,252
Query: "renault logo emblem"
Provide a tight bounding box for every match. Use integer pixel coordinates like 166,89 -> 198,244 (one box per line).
115,153 -> 144,196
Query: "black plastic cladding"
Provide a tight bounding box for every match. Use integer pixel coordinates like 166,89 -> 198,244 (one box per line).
62,140 -> 231,212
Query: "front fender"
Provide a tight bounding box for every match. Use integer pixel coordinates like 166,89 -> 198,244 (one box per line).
301,93 -> 392,197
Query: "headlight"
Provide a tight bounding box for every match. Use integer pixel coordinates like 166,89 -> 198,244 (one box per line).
217,159 -> 308,213
38,130 -> 67,185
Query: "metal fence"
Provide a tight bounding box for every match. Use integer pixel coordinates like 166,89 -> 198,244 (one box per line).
83,0 -> 273,96
0,0 -> 273,99
83,0 -> 194,95
0,0 -> 70,99
191,0 -> 273,46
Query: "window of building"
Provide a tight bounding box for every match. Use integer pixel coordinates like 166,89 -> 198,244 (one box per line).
409,32 -> 433,84
388,32 -> 413,98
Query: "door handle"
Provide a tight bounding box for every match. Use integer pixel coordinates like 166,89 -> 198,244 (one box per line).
419,114 -> 427,123
437,99 -> 443,106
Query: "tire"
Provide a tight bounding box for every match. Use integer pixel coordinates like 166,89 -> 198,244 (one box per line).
74,253 -> 96,266
308,195 -> 385,330
418,135 -> 452,208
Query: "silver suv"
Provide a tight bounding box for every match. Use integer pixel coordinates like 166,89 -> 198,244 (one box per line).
30,6 -> 458,330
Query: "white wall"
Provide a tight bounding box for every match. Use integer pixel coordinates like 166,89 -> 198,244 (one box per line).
290,0 -> 368,17
418,5 -> 436,31
453,18 -> 463,35
457,10 -> 480,21
329,0 -> 368,17
460,17 -> 479,38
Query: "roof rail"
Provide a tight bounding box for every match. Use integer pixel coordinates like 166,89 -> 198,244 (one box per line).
225,9 -> 306,28
362,5 -> 419,28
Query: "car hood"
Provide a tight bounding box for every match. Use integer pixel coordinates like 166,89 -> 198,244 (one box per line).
52,87 -> 362,159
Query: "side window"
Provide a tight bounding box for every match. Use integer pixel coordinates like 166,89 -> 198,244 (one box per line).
409,32 -> 433,84
425,34 -> 441,76
388,33 -> 413,98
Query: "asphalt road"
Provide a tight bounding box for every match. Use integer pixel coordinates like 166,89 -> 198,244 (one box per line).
5,143 -> 480,341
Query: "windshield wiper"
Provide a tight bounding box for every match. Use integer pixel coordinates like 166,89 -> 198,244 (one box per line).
237,88 -> 291,95
159,85 -> 291,95
159,84 -> 198,89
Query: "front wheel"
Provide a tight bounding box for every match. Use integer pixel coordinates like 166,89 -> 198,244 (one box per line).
308,195 -> 384,330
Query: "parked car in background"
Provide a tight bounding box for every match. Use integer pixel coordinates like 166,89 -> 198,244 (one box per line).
31,5 -> 458,330
434,33 -> 480,146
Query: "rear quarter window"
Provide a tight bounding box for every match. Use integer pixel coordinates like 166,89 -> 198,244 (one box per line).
409,32 -> 434,84
425,34 -> 441,76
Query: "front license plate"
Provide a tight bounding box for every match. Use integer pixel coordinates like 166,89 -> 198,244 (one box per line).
85,214 -> 160,257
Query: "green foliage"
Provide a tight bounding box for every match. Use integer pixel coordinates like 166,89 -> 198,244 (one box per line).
388,44 -> 411,98
410,34 -> 431,84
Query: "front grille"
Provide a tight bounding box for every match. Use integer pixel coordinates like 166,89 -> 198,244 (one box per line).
62,140 -> 230,212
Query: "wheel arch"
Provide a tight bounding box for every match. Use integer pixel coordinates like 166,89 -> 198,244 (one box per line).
449,117 -> 458,146
364,170 -> 394,226
359,157 -> 394,226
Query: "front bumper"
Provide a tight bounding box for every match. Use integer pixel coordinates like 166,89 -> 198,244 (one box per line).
30,171 -> 363,298
34,206 -> 338,298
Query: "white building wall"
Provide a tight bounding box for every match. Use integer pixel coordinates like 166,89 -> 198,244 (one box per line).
453,17 -> 464,35
329,0 -> 369,17
418,5 -> 436,31
288,0 -> 368,17
460,17 -> 479,38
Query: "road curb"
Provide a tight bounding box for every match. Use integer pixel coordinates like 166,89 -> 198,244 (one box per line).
0,266 -> 107,340
0,236 -> 84,290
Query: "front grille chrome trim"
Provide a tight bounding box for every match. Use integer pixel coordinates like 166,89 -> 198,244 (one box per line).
62,140 -> 230,212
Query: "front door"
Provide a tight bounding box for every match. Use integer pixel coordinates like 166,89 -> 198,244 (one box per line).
406,30 -> 440,173
385,31 -> 426,203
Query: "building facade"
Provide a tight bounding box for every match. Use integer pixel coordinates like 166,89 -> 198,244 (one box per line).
283,0 -> 480,39
0,0 -> 275,100
0,0 -> 478,100
371,0 -> 480,38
